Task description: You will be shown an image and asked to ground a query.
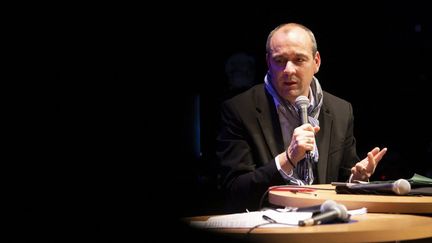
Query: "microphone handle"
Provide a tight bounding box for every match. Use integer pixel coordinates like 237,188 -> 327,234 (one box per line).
299,210 -> 339,226
345,179 -> 410,195
299,106 -> 312,157
336,183 -> 397,195
349,183 -> 394,190
300,107 -> 309,125
335,186 -> 391,195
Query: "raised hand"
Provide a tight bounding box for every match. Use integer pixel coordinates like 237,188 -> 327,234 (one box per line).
351,147 -> 387,181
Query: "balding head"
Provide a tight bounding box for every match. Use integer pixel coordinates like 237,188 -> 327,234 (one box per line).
266,23 -> 318,56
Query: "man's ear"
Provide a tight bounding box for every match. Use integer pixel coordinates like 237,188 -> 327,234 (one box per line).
314,51 -> 321,74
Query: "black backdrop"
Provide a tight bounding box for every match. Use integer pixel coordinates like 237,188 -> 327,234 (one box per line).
49,3 -> 432,241
176,3 -> 432,216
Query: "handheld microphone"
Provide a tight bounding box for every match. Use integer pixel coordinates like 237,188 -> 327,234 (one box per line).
335,179 -> 411,195
295,95 -> 310,125
295,95 -> 311,159
298,200 -> 349,226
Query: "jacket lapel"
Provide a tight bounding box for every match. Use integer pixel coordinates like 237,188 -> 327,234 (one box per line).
255,88 -> 284,158
253,85 -> 333,184
316,104 -> 332,184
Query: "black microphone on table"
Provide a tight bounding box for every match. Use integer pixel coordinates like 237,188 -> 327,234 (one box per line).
295,96 -> 312,160
298,200 -> 350,226
334,179 -> 411,195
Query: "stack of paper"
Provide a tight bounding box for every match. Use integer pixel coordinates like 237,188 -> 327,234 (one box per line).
190,207 -> 366,229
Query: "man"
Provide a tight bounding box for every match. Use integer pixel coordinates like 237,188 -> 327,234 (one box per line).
217,23 -> 387,212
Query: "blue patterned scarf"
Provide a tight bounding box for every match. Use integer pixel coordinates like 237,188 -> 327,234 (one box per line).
264,73 -> 323,185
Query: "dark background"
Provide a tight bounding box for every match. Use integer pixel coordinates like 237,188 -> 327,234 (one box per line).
45,2 -> 432,241
175,3 -> 432,217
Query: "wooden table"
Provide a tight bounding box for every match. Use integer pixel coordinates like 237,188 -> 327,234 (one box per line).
186,213 -> 432,243
268,184 -> 432,213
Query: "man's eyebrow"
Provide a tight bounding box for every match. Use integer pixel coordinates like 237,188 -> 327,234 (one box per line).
272,53 -> 309,59
294,52 -> 310,58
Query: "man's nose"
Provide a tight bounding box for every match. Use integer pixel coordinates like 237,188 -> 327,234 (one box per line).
284,61 -> 296,74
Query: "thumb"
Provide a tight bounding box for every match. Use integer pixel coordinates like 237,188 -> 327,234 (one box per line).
313,126 -> 320,134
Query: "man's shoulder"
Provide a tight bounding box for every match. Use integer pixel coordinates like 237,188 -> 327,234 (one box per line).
224,84 -> 266,104
323,91 -> 351,106
322,91 -> 353,113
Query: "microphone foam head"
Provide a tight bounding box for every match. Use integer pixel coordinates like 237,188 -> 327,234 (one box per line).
393,179 -> 411,195
320,200 -> 349,220
334,203 -> 349,220
295,95 -> 309,108
320,200 -> 338,212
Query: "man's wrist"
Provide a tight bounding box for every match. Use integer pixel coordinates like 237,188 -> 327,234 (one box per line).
276,154 -> 293,177
286,150 -> 296,169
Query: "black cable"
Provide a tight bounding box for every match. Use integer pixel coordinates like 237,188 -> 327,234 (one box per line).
246,215 -> 298,235
246,222 -> 272,235
258,187 -> 272,210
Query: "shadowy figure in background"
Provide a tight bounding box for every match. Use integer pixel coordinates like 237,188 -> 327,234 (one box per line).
194,52 -> 259,205
223,52 -> 258,100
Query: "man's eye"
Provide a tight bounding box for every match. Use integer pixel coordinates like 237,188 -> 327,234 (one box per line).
275,59 -> 285,65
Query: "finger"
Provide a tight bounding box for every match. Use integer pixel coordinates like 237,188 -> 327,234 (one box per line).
300,136 -> 313,145
313,126 -> 320,134
301,123 -> 315,133
302,142 -> 314,152
355,163 -> 366,173
365,152 -> 376,172
370,147 -> 380,156
306,137 -> 315,144
305,132 -> 316,140
351,165 -> 362,175
373,147 -> 387,164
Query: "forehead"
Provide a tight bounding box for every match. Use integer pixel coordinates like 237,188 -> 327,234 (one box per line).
270,27 -> 312,55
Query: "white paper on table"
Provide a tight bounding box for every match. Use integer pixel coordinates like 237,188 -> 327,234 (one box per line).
190,207 -> 367,229
190,210 -> 312,228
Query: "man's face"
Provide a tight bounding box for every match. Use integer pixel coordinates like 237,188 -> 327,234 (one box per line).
266,27 -> 320,104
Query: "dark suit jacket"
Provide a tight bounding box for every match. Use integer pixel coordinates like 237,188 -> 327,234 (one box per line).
217,84 -> 360,212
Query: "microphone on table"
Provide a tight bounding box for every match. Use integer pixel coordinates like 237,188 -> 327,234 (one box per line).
298,200 -> 350,226
335,179 -> 411,195
295,96 -> 311,159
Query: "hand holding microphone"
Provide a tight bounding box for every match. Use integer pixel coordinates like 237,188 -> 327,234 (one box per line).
287,124 -> 320,163
286,95 -> 319,165
290,96 -> 320,161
